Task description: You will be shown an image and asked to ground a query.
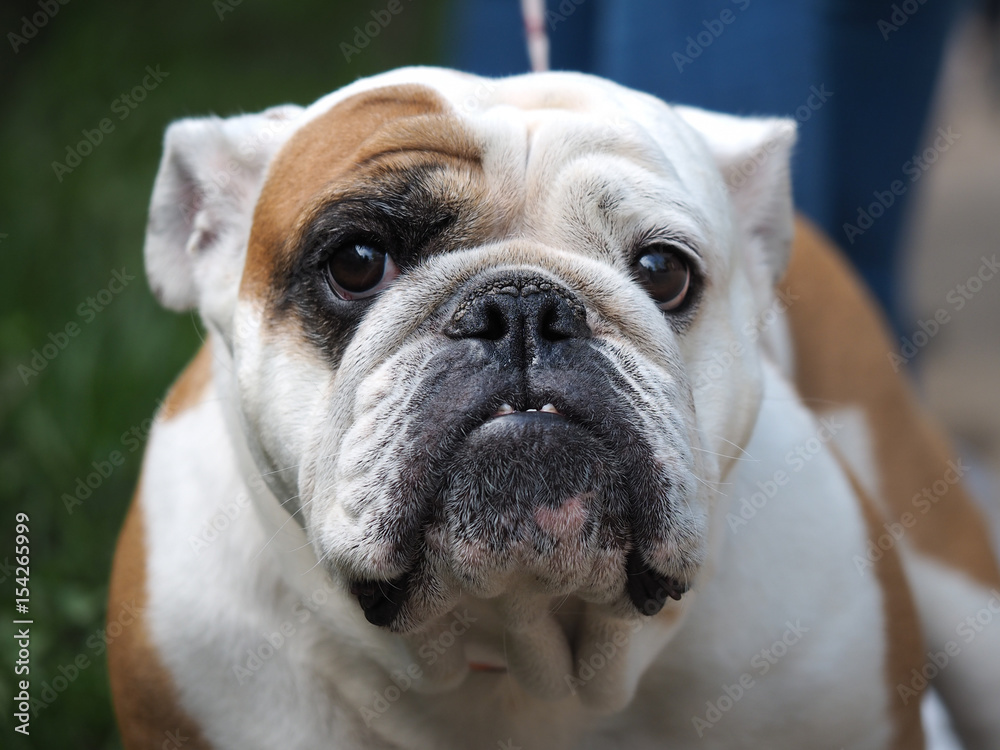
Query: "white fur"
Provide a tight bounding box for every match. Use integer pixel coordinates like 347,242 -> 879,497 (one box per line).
827,406 -> 882,507
583,361 -> 893,748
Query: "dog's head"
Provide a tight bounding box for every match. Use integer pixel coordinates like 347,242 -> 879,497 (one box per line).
145,67 -> 794,700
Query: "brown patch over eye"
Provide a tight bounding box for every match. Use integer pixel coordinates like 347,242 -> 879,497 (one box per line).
243,83 -> 483,304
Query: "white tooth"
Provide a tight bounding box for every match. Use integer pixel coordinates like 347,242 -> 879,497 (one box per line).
526,408 -> 537,412
495,403 -> 514,416
540,403 -> 558,414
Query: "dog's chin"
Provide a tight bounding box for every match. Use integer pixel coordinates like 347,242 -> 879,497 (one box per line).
442,409 -> 614,588
325,406 -> 698,635
340,416 -> 615,631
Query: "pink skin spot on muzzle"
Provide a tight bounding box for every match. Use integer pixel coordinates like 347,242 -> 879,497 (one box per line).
533,494 -> 589,542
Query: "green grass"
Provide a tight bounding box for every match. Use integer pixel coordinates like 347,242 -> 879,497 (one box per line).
0,2 -> 447,746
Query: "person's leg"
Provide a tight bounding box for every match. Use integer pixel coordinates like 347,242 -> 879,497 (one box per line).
825,0 -> 966,331
451,0 -> 531,76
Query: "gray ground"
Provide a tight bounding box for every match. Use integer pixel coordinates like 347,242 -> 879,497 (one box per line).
902,14 -> 1000,535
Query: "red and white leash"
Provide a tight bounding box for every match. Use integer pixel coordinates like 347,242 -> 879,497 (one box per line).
520,0 -> 550,72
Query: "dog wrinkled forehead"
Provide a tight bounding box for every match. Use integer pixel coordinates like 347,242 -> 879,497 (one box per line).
241,70 -> 725,306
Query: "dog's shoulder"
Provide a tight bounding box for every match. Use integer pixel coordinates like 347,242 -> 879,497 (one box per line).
108,346 -> 215,749
782,217 -> 1000,589
107,486 -> 212,749
160,340 -> 214,421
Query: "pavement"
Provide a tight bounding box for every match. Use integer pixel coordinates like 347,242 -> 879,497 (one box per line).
901,12 -> 1000,535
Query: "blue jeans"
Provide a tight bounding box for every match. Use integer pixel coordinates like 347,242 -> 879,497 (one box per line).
450,0 -> 966,332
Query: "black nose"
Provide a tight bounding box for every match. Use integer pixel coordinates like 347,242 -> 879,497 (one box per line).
445,274 -> 590,365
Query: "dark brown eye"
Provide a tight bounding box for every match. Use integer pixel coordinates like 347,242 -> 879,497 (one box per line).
635,247 -> 691,311
326,242 -> 399,300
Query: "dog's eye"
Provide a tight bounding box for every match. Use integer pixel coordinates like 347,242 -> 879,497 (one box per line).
325,242 -> 400,300
634,247 -> 691,311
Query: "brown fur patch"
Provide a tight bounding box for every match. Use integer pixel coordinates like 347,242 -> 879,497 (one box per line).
160,341 -> 213,421
242,84 -> 487,303
781,218 -> 1000,590
843,461 -> 926,749
108,481 -> 211,749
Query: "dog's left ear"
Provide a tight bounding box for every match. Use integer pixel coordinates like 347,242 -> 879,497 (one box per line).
674,107 -> 797,283
143,104 -> 303,327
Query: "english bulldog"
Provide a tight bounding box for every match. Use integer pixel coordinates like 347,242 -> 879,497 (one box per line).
108,67 -> 1000,749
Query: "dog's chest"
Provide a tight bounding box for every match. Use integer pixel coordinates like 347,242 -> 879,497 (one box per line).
139,371 -> 896,750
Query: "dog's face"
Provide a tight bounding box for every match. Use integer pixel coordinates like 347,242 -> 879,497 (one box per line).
145,67 -> 794,698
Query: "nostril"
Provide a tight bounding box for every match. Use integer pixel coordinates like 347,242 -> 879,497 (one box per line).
538,298 -> 588,342
539,302 -> 570,342
446,298 -> 509,341
480,301 -> 508,341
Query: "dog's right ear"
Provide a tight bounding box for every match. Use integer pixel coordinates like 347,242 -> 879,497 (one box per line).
144,105 -> 303,317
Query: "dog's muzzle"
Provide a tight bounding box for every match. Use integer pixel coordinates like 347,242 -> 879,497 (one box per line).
331,270 -> 696,631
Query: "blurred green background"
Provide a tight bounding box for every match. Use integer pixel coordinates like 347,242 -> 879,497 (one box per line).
0,2 -> 447,746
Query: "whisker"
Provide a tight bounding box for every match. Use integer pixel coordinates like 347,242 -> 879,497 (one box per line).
689,445 -> 756,462
690,473 -> 726,497
688,425 -> 754,461
252,500 -> 312,561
